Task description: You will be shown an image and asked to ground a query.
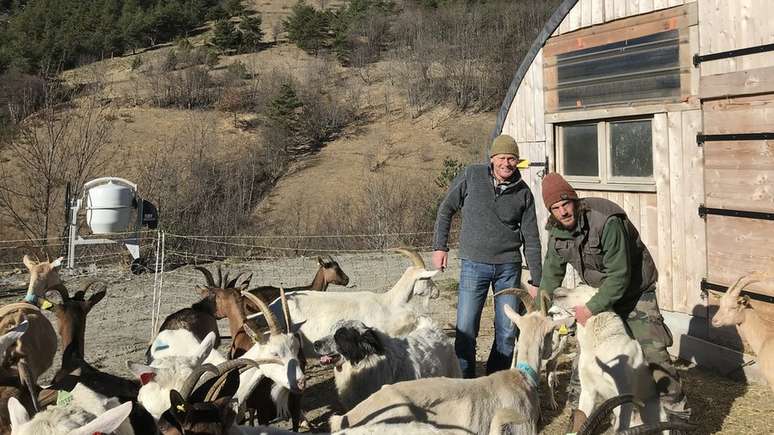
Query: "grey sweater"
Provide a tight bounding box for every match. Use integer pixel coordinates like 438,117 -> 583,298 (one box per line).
432,164 -> 542,285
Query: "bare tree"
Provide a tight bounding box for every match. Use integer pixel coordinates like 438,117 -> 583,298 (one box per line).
0,83 -> 113,249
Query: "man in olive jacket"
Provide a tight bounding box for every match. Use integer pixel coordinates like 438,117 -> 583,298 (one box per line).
432,135 -> 542,378
537,173 -> 690,432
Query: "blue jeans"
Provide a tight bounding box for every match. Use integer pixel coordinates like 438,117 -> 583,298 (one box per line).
455,259 -> 522,378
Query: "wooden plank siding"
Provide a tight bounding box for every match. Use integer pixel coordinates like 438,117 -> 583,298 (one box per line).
698,0 -> 774,76
552,0 -> 692,37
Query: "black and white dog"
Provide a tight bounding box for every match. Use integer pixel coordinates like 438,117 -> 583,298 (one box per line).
313,318 -> 461,411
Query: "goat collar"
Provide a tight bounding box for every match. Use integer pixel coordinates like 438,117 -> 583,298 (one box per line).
516,362 -> 539,387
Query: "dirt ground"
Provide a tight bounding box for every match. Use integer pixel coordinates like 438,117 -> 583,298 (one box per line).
1,250 -> 772,434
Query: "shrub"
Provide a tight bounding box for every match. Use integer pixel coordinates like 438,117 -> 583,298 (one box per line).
211,19 -> 242,52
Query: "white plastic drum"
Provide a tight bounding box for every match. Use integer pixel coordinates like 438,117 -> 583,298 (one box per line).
86,181 -> 134,234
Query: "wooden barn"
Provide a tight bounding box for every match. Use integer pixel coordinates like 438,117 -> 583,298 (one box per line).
493,0 -> 773,382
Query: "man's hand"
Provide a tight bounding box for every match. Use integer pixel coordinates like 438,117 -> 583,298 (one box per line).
432,250 -> 448,271
525,282 -> 538,299
574,304 -> 592,326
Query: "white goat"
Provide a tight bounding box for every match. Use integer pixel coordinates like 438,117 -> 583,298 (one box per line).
7,383 -> 133,435
550,285 -> 665,430
313,316 -> 460,410
710,272 -> 774,392
259,249 -> 439,357
129,332 -> 220,420
328,288 -> 570,435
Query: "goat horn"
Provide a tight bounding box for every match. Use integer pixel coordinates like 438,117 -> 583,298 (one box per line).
18,360 -> 38,414
194,266 -> 216,287
45,283 -> 70,302
241,273 -> 253,288
205,358 -> 268,402
179,363 -> 219,400
222,271 -> 231,289
226,272 -> 243,289
325,254 -> 335,264
493,288 -> 536,313
242,322 -> 260,343
241,291 -> 281,336
82,280 -> 107,295
216,265 -> 223,288
577,394 -> 636,435
726,272 -> 770,298
391,248 -> 425,268
617,421 -> 698,435
280,288 -> 292,333
539,292 -> 551,316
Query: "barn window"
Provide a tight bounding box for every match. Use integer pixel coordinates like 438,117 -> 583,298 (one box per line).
557,117 -> 654,191
543,4 -> 696,112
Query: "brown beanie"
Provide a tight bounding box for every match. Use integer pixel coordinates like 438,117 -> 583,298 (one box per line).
541,173 -> 578,208
489,134 -> 520,159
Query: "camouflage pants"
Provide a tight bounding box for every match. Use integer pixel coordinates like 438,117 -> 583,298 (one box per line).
566,287 -> 691,419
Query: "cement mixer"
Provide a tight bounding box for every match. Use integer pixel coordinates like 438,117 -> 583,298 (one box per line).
66,177 -> 158,274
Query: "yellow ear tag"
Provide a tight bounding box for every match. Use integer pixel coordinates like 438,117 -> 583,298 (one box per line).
40,299 -> 53,311
176,404 -> 186,412
517,159 -> 531,169
56,390 -> 73,407
558,324 -> 569,336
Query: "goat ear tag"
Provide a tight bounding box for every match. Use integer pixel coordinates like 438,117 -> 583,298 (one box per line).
56,390 -> 73,407
39,299 -> 53,310
558,324 -> 569,335
176,404 -> 186,412
517,159 -> 530,169
139,372 -> 155,385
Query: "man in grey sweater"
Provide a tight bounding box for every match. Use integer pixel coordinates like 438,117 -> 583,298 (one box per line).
432,134 -> 543,378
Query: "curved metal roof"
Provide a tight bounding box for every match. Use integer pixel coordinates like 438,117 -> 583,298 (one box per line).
489,0 -> 580,153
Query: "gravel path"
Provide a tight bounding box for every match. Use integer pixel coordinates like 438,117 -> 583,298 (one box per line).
1,250 -> 771,434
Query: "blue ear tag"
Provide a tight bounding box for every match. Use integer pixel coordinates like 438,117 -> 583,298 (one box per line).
24,293 -> 37,304
154,339 -> 169,352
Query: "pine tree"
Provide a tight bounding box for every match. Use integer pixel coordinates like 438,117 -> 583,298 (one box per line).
211,19 -> 241,52
269,82 -> 303,151
239,14 -> 263,52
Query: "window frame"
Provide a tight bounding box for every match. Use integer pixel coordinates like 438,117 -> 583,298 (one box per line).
557,116 -> 656,193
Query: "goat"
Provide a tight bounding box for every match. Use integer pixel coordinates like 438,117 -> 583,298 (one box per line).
7,383 -> 134,435
40,283 -> 144,408
313,316 -> 460,410
0,322 -> 34,435
152,266 -> 252,354
550,285 -> 665,431
328,288 -> 571,435
256,248 -> 439,357
710,272 -> 774,392
245,255 -> 350,312
238,291 -> 307,431
22,255 -> 64,302
0,302 -> 57,395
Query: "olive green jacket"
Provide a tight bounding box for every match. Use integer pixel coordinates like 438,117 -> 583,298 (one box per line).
538,197 -> 658,316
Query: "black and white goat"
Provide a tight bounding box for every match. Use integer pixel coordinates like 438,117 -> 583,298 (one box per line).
313,316 -> 460,410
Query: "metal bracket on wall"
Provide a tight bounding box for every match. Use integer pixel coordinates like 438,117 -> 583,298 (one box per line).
693,42 -> 774,66
701,279 -> 774,304
696,132 -> 774,146
698,205 -> 774,221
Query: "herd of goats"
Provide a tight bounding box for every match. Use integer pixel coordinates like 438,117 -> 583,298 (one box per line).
0,248 -> 770,435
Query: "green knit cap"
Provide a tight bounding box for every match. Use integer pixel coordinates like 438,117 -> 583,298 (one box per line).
489,134 -> 520,159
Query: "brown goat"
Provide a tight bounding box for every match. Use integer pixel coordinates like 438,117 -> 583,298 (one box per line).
151,266 -> 252,358
22,255 -> 65,301
244,255 -> 349,314
711,272 -> 774,392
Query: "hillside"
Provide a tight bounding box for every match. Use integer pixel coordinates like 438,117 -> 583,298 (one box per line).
0,0 -> 552,263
